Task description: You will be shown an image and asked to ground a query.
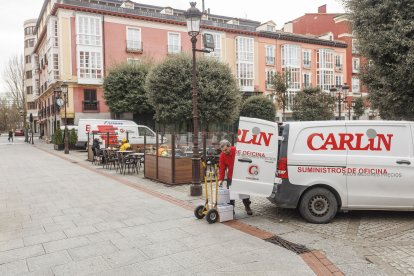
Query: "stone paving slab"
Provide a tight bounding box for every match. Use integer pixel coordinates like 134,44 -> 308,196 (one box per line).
0,137 -> 314,275
42,141 -> 414,275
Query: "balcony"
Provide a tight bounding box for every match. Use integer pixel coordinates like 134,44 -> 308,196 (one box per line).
265,57 -> 275,65
82,101 -> 100,112
335,65 -> 343,72
126,40 -> 143,53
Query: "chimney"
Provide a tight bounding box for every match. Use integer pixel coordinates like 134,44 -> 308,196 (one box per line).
318,4 -> 327,14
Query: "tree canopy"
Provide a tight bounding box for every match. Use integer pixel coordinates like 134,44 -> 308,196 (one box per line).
292,87 -> 335,121
103,62 -> 153,114
240,96 -> 276,122
344,0 -> 414,120
145,54 -> 241,130
352,96 -> 366,119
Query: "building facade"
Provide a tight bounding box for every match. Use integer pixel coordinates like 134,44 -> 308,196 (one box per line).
283,4 -> 370,119
29,0 -> 349,137
23,19 -> 38,132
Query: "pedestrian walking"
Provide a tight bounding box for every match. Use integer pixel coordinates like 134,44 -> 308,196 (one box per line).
8,130 -> 13,142
218,139 -> 253,215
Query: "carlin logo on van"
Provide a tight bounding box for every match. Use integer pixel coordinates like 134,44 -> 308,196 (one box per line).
237,127 -> 274,147
307,129 -> 393,151
248,165 -> 260,176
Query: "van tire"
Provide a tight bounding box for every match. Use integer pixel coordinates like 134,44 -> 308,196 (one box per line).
299,187 -> 338,224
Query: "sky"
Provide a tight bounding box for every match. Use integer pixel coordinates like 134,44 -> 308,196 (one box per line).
0,0 -> 345,94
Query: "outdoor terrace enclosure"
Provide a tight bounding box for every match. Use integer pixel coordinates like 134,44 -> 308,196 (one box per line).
232,118 -> 414,223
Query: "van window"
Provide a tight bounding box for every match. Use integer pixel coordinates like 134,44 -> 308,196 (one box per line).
138,127 -> 154,137
346,124 -> 411,157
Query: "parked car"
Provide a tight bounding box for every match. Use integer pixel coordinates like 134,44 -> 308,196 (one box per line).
14,129 -> 24,136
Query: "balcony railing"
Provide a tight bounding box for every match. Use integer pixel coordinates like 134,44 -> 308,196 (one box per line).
82,101 -> 100,112
126,40 -> 143,53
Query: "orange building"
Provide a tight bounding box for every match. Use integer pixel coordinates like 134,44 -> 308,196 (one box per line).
29,0 -> 350,139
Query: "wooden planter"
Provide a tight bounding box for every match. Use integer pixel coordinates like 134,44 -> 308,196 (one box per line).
144,154 -> 195,185
54,144 -> 64,151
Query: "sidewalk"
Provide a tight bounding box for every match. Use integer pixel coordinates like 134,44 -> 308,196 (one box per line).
0,137 -> 315,275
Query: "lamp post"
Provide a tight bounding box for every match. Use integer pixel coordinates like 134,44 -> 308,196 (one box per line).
61,82 -> 69,154
185,2 -> 203,196
347,100 -> 355,120
330,83 -> 349,120
55,82 -> 69,154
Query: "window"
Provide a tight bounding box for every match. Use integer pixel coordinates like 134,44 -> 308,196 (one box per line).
317,49 -> 334,91
335,75 -> 343,87
126,27 -> 142,51
303,50 -> 311,68
48,19 -> 59,48
265,45 -> 275,65
84,89 -> 97,102
265,69 -> 275,89
27,102 -> 36,110
25,26 -> 35,36
236,36 -> 254,91
203,32 -> 221,60
335,54 -> 343,70
352,58 -> 360,73
24,39 -> 35,48
83,89 -> 98,111
267,25 -> 275,32
79,51 -> 102,79
168,32 -> 181,54
25,55 -> 31,64
282,45 -> 301,90
303,73 -> 311,88
236,36 -> 254,62
25,71 -> 32,79
282,44 -> 300,67
352,77 -> 360,92
52,54 -> 59,80
26,86 -> 33,94
352,39 -> 359,54
138,127 -> 154,137
76,15 -> 102,46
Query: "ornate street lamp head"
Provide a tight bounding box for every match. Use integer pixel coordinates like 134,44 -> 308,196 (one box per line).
60,81 -> 68,95
185,2 -> 202,37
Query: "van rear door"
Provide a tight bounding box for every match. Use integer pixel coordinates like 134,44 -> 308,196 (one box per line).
231,117 -> 279,197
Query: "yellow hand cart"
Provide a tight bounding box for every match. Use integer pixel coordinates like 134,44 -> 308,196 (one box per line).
194,163 -> 220,223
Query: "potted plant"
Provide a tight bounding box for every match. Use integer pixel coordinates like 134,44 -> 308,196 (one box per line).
54,127 -> 64,150
69,128 -> 77,150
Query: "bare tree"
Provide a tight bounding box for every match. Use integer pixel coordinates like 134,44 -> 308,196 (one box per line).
2,54 -> 26,129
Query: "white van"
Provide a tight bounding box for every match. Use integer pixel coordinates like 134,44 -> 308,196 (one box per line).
77,119 -> 158,148
230,117 -> 414,224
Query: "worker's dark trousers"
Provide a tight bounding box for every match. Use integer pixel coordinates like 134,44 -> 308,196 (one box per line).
226,180 -> 251,208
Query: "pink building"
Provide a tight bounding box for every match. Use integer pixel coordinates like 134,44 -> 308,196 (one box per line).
30,0 -> 349,138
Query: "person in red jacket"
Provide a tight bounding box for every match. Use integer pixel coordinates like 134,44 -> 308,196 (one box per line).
218,139 -> 253,215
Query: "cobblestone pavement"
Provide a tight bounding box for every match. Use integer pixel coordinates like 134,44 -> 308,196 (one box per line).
34,139 -> 414,275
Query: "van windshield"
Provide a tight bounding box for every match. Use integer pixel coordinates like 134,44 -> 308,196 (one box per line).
138,127 -> 154,137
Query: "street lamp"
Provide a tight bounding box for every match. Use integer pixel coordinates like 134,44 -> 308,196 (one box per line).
330,83 -> 349,120
347,100 -> 355,120
55,82 -> 69,154
185,2 -> 203,196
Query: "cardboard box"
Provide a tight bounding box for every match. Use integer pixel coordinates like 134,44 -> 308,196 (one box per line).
217,188 -> 230,205
218,204 -> 233,222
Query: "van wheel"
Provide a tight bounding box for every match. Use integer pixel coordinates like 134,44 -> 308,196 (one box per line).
299,187 -> 338,224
